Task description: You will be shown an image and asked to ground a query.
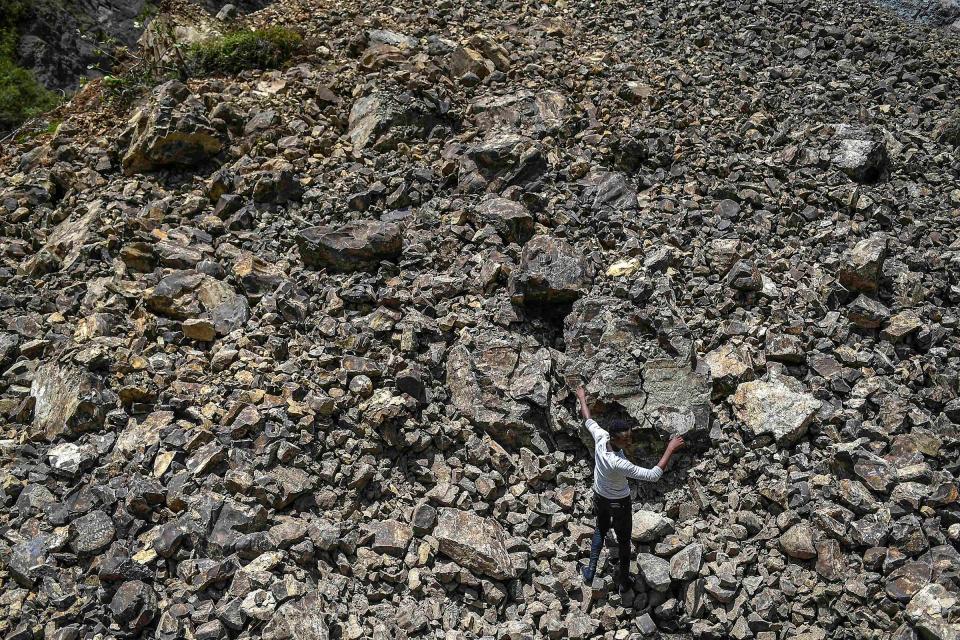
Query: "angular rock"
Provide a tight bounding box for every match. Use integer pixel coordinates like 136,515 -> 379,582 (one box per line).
121,80 -> 222,174
446,328 -> 554,452
637,553 -> 671,591
347,90 -> 447,150
144,270 -> 249,336
434,507 -> 515,580
848,294 -> 891,329
632,509 -> 675,542
731,378 -> 821,446
297,221 -> 403,272
30,362 -> 112,442
509,235 -> 591,305
839,233 -> 887,293
830,125 -> 888,183
780,523 -> 817,560
69,510 -> 116,556
367,519 -> 413,557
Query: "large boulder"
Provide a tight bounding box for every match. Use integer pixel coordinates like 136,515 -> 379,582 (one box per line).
144,270 -> 249,336
564,296 -> 711,437
434,508 -> 515,580
30,363 -> 114,442
731,377 -> 821,446
905,584 -> 959,640
456,132 -> 547,193
296,221 -> 403,272
121,80 -> 223,174
446,329 -> 555,452
19,201 -> 102,276
347,90 -> 448,151
829,125 -> 888,183
473,196 -> 535,244
509,235 -> 591,305
839,233 -> 887,293
110,580 -> 158,634
69,510 -> 116,556
470,90 -> 568,137
261,594 -> 330,640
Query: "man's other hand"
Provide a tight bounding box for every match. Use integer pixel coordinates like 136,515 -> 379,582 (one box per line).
667,436 -> 685,452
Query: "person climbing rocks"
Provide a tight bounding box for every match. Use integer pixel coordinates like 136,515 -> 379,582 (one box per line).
575,385 -> 685,597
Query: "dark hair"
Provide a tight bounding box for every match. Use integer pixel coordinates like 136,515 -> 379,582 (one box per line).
608,418 -> 632,435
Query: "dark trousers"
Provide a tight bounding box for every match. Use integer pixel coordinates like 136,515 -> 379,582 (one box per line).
588,492 -> 632,585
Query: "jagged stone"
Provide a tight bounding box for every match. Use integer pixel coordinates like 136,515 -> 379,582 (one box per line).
434,507 -> 515,580
731,378 -> 821,446
297,221 -> 403,272
121,80 -> 223,174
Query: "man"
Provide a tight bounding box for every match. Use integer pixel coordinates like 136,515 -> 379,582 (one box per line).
575,385 -> 685,596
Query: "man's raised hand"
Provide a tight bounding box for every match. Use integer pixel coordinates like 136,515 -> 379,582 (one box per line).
667,436 -> 685,452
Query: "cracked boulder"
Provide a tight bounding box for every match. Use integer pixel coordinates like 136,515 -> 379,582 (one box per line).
509,235 -> 591,305
30,362 -> 114,442
143,270 -> 249,336
347,89 -> 449,151
434,507 -> 516,580
456,133 -> 547,193
121,80 -> 223,174
731,376 -> 821,446
296,221 -> 403,272
829,124 -> 888,183
470,90 -> 568,137
446,328 -> 555,452
565,296 -> 711,436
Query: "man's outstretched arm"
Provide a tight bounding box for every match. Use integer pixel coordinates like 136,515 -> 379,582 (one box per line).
655,436 -> 685,472
576,386 -> 606,443
575,386 -> 592,421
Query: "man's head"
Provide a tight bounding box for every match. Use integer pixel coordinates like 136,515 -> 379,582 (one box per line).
608,418 -> 633,450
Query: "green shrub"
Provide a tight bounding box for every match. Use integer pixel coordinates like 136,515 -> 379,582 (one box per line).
0,0 -> 61,131
184,26 -> 302,76
0,59 -> 59,130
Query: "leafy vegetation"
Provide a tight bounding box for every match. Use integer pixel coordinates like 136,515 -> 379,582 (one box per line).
101,26 -> 303,108
0,0 -> 60,131
183,26 -> 303,76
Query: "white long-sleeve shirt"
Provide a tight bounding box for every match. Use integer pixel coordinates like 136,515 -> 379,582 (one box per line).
585,418 -> 663,499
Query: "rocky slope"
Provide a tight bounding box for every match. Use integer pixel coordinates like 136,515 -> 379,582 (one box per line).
0,0 -> 959,639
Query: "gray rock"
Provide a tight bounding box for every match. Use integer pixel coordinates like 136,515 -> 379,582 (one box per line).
434,507 -> 515,580
670,543 -> 703,580
632,510 -> 675,542
731,377 -> 821,446
446,328 -> 554,451
848,294 -> 891,329
839,233 -> 887,293
780,523 -> 818,560
297,221 -> 403,272
830,125 -> 888,183
121,80 -> 222,174
69,510 -> 116,556
637,553 -> 671,591
509,235 -> 591,305
110,580 -> 158,634
30,363 -> 112,442
367,519 -> 413,556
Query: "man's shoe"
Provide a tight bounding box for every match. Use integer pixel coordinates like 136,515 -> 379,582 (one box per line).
618,582 -> 633,600
579,562 -> 595,583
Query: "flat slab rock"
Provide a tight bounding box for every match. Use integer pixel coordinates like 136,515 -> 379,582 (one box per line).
731,377 -> 821,446
296,221 -> 403,272
434,507 -> 516,580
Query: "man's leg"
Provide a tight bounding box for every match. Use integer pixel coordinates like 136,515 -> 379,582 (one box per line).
584,493 -> 610,582
611,496 -> 633,589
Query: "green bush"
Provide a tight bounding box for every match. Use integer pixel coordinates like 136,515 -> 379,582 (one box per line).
0,59 -> 60,130
0,0 -> 60,131
184,26 -> 302,76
